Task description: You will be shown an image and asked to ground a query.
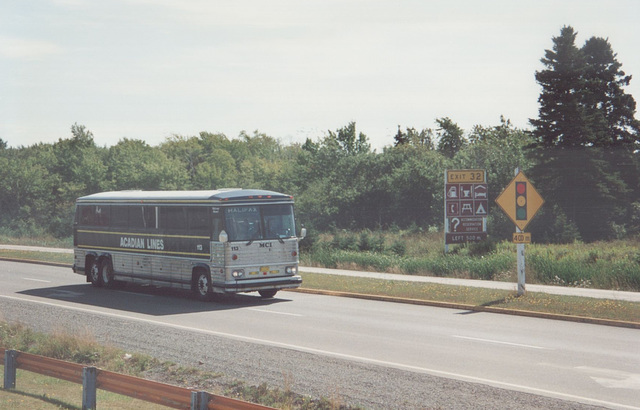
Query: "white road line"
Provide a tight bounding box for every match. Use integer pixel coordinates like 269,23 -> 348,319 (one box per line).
246,308 -> 303,317
452,335 -> 548,350
1,294 -> 636,410
22,277 -> 51,283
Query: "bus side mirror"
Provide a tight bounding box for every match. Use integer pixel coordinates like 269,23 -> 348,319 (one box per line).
299,228 -> 307,240
219,230 -> 228,243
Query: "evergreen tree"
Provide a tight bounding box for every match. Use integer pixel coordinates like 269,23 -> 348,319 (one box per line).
530,26 -> 640,241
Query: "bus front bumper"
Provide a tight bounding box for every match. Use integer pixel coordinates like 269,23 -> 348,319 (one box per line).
213,275 -> 302,294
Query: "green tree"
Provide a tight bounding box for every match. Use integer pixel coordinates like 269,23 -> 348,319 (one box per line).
0,147 -> 58,235
529,26 -> 640,241
326,122 -> 371,156
108,139 -> 188,190
394,126 -> 435,149
436,117 -> 465,158
193,149 -> 238,189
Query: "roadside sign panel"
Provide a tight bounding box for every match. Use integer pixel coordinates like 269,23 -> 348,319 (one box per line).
495,171 -> 544,231
445,170 -> 487,245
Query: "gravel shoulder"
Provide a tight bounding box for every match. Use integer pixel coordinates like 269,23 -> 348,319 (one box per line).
0,297 -> 607,409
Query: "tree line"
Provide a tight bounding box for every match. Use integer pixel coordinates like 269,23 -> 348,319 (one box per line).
0,26 -> 638,243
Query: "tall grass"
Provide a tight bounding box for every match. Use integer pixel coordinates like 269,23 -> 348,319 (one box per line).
302,230 -> 640,291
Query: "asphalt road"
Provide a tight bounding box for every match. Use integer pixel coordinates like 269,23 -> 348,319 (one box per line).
1,260 -> 638,409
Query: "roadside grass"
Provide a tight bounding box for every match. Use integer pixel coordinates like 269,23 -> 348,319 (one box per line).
0,367 -> 160,409
0,250 -> 72,265
299,272 -> 640,324
0,235 -> 72,249
0,322 -> 342,409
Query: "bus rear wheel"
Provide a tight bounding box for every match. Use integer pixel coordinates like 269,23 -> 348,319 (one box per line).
88,259 -> 102,287
100,259 -> 115,289
258,289 -> 278,299
193,270 -> 212,302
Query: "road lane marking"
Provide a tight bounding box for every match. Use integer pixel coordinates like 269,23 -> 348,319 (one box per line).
1,294 -> 637,410
246,308 -> 302,317
452,335 -> 547,350
577,366 -> 640,390
23,278 -> 51,283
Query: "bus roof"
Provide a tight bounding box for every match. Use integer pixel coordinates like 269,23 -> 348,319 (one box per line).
76,189 -> 293,203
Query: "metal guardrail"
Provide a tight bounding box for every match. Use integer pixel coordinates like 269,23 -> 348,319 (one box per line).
2,347 -> 271,409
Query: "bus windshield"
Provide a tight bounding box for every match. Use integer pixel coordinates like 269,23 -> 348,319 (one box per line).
224,204 -> 296,241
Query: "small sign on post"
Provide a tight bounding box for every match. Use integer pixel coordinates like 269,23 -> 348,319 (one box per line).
495,169 -> 543,296
512,232 -> 532,244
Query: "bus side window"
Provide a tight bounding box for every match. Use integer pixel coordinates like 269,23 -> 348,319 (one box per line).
212,208 -> 222,241
77,205 -> 109,226
129,206 -> 146,229
159,207 -> 187,232
187,207 -> 209,235
95,206 -> 110,226
78,205 -> 92,225
111,206 -> 128,228
143,206 -> 157,229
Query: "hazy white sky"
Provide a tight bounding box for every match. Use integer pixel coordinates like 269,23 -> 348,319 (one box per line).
2,0 -> 639,150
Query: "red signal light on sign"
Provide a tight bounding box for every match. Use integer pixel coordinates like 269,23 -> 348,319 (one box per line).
515,182 -> 527,220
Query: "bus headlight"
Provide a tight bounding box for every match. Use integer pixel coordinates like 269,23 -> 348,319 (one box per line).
232,269 -> 244,278
285,266 -> 297,275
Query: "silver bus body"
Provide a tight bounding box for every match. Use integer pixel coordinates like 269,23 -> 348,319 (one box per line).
72,189 -> 303,299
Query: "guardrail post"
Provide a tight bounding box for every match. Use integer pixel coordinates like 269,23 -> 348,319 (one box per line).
3,350 -> 17,389
191,391 -> 210,410
82,366 -> 97,410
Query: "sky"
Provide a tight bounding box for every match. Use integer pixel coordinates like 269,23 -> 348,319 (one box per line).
2,0 -> 639,151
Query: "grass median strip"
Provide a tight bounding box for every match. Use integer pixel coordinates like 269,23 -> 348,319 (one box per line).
298,272 -> 640,325
0,250 -> 72,266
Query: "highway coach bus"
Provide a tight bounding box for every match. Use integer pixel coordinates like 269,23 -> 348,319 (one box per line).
72,189 -> 305,300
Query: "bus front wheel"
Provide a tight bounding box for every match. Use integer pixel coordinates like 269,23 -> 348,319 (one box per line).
258,289 -> 278,299
193,270 -> 212,302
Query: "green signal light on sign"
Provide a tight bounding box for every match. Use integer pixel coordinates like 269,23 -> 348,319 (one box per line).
515,181 -> 527,220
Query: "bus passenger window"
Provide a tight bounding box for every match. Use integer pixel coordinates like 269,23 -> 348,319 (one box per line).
129,206 -> 146,229
111,206 -> 128,227
187,207 -> 209,235
160,207 -> 187,231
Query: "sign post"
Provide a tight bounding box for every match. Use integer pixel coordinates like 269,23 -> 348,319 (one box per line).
495,169 -> 544,296
444,169 -> 488,253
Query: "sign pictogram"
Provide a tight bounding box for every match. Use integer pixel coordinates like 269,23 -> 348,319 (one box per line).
495,171 -> 544,231
515,181 -> 527,220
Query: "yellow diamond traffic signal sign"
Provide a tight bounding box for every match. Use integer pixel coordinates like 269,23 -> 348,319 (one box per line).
495,171 -> 544,231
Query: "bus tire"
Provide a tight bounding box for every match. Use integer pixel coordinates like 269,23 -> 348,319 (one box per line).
100,258 -> 115,289
258,289 -> 278,299
193,269 -> 212,302
88,258 -> 102,287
